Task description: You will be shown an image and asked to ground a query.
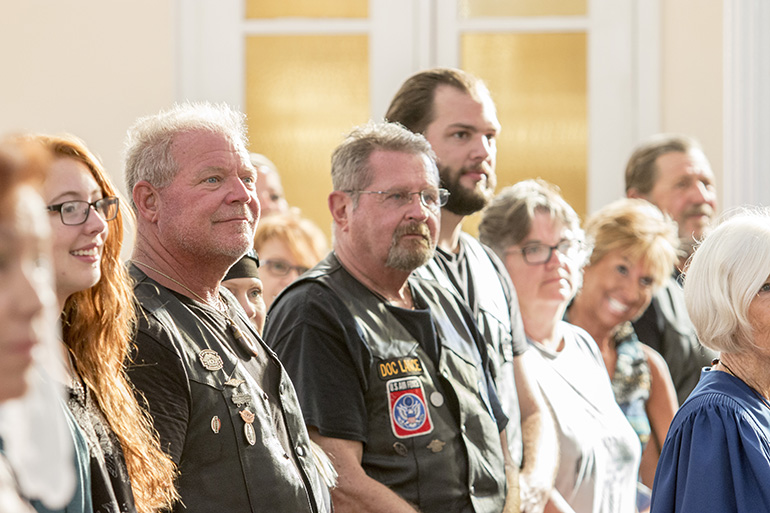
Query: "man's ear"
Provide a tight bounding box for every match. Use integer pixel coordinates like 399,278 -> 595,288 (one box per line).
328,190 -> 351,231
133,181 -> 160,223
627,187 -> 644,199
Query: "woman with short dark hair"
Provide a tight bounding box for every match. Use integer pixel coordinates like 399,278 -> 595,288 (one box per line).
480,179 -> 642,513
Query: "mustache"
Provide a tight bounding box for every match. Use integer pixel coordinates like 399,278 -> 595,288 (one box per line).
682,203 -> 715,219
460,161 -> 492,177
393,222 -> 431,242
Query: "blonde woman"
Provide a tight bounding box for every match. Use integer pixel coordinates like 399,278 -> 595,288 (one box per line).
254,211 -> 328,307
567,199 -> 679,489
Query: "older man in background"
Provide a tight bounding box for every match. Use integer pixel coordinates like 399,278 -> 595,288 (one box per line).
625,133 -> 718,404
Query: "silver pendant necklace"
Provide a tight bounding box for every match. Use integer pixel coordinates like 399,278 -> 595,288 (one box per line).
133,260 -> 257,356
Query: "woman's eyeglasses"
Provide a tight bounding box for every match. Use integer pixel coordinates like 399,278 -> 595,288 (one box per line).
46,196 -> 119,226
261,259 -> 309,277
507,239 -> 585,265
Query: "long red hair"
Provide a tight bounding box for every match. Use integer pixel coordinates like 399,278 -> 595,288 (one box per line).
36,134 -> 178,513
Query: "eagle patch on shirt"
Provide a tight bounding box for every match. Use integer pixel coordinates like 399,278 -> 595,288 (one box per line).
387,377 -> 433,438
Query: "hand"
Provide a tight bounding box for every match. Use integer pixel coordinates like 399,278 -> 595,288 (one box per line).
519,471 -> 550,513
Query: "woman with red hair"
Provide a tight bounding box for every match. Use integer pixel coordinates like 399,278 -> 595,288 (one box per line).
35,134 -> 177,513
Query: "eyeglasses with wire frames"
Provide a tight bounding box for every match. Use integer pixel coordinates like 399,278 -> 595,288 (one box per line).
46,196 -> 120,226
343,188 -> 450,211
506,239 -> 586,265
261,259 -> 309,277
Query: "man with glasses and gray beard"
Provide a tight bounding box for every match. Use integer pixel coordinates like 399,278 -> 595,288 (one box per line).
264,121 -> 518,513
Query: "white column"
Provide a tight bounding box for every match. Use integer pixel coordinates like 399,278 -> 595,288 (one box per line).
177,0 -> 244,108
723,0 -> 770,209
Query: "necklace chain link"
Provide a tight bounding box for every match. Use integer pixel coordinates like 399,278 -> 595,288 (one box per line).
713,358 -> 770,411
133,260 -> 226,313
133,260 -> 258,357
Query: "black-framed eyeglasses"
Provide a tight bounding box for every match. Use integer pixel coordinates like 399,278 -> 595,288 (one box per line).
344,188 -> 450,211
507,239 -> 585,265
46,196 -> 119,226
261,259 -> 309,277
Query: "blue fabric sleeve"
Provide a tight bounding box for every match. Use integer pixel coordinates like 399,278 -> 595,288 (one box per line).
651,393 -> 770,513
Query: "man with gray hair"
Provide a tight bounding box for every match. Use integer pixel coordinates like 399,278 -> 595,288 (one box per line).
625,133 -> 717,404
264,121 -> 517,513
124,102 -> 330,512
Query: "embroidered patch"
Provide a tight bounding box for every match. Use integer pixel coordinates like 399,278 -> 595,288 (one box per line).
377,356 -> 425,381
387,377 -> 433,438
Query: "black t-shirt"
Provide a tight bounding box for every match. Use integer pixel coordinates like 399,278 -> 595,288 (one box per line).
263,279 -> 507,443
433,240 -> 528,357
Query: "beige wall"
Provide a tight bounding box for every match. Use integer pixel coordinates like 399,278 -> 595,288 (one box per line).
0,2 -> 727,221
0,1 -> 177,199
661,0 -> 724,203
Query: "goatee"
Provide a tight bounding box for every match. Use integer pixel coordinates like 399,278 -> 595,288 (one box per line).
385,222 -> 435,271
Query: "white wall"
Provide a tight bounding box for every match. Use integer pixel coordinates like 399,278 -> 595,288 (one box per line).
0,1 -> 177,198
660,0 -> 724,204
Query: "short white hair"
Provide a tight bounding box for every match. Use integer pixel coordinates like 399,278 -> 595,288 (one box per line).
124,101 -> 251,209
684,207 -> 770,353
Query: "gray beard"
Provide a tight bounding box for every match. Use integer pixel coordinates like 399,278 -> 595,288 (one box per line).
385,222 -> 435,271
385,245 -> 434,271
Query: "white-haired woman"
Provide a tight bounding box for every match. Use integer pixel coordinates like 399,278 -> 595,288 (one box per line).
650,208 -> 770,512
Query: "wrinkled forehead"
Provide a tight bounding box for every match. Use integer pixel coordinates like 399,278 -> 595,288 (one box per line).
655,149 -> 714,179
170,130 -> 253,174
368,150 -> 439,189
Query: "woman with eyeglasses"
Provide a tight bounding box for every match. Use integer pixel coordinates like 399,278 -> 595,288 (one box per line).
566,199 -> 680,492
253,210 -> 328,308
480,179 -> 642,513
35,134 -> 178,513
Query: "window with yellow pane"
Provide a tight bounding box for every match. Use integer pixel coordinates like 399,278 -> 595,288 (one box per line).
244,0 -> 587,239
461,32 -> 588,234
245,0 -> 367,18
245,34 -> 369,239
460,0 -> 586,17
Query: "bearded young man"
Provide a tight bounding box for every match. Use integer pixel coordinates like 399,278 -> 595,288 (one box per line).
386,68 -> 558,513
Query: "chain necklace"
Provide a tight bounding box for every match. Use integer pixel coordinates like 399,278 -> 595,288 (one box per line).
713,358 -> 770,411
133,260 -> 257,356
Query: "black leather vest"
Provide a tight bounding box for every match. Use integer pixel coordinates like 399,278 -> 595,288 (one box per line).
633,275 -> 716,404
130,266 -> 330,513
416,233 -> 522,464
310,254 -> 506,513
